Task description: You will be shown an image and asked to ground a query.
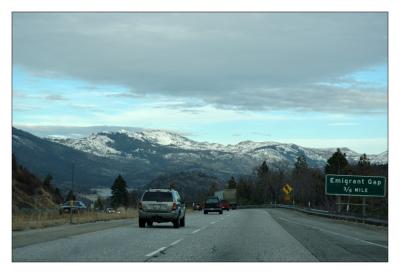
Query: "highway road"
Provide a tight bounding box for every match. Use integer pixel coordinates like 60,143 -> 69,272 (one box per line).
12,208 -> 388,262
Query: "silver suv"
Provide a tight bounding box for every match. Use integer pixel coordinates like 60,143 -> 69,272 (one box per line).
138,189 -> 186,228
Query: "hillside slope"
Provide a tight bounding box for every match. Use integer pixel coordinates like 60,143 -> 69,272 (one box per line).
12,154 -> 63,211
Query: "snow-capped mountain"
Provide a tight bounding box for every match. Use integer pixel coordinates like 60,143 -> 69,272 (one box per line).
12,127 -> 387,190
48,129 -> 386,165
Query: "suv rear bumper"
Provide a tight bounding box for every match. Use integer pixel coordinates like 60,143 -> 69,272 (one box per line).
139,210 -> 179,222
204,208 -> 222,212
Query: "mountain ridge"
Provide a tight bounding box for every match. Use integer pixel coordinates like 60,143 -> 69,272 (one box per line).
12,127 -> 387,191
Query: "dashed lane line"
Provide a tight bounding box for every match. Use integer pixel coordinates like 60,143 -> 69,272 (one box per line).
145,247 -> 167,257
278,217 -> 388,249
169,238 -> 183,246
210,221 -> 217,224
191,228 -> 201,234
145,223 -> 212,260
191,225 -> 209,234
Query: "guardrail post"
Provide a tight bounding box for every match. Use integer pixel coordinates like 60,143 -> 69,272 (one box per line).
337,196 -> 341,213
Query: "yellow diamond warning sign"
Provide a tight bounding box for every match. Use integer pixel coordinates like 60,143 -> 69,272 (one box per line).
282,184 -> 293,195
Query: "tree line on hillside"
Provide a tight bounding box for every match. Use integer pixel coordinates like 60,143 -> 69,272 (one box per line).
12,154 -> 64,211
13,149 -> 388,219
233,149 -> 387,218
54,148 -> 389,220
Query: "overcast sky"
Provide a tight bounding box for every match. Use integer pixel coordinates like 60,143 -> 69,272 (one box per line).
12,13 -> 387,153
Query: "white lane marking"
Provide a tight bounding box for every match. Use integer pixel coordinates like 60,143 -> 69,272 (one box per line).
169,238 -> 183,246
191,226 -> 208,234
279,217 -> 290,222
210,221 -> 217,224
146,247 -> 166,257
278,217 -> 388,249
191,228 -> 201,234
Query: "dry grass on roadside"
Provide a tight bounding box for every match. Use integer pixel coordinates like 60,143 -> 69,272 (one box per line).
12,209 -> 138,231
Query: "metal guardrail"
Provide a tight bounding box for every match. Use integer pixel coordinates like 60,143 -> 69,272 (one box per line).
237,204 -> 388,226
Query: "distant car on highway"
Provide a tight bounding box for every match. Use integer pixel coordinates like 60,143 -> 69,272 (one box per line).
138,188 -> 186,228
193,202 -> 203,210
220,200 -> 230,211
59,200 -> 87,214
105,208 -> 121,214
203,196 -> 223,214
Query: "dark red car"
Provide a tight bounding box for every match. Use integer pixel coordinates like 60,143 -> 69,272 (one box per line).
220,200 -> 230,211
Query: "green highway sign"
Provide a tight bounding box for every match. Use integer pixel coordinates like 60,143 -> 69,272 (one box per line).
325,174 -> 386,197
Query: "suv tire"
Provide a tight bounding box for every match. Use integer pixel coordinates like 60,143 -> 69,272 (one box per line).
147,220 -> 153,227
139,218 -> 146,228
219,210 -> 223,214
180,216 -> 185,227
173,218 -> 180,228
204,211 -> 208,214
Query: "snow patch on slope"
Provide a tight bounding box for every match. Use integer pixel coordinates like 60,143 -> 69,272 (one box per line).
51,134 -> 121,157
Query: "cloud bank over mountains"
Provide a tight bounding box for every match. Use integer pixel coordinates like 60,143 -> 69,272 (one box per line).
13,13 -> 387,114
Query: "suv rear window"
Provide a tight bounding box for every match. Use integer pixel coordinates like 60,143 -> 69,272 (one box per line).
206,198 -> 219,203
142,191 -> 173,202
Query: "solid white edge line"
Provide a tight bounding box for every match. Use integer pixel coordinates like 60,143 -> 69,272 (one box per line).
318,227 -> 388,249
211,221 -> 217,224
278,217 -> 388,249
145,246 -> 166,257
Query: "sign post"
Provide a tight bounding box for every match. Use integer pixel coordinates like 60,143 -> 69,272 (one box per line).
282,184 -> 293,205
362,197 -> 367,217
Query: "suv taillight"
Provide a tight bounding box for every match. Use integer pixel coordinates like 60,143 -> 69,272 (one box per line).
138,202 -> 143,210
171,202 -> 177,210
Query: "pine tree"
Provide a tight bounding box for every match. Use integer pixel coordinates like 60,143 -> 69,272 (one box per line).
294,155 -> 308,175
255,161 -> 270,203
43,174 -> 53,189
110,174 -> 129,209
358,153 -> 371,175
207,182 -> 219,196
237,178 -> 252,204
227,176 -> 237,189
358,153 -> 371,168
65,190 -> 76,202
325,148 -> 349,174
54,187 -> 64,204
94,196 -> 105,210
257,161 -> 269,178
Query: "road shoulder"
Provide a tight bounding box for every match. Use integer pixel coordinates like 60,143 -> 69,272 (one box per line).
12,218 -> 136,248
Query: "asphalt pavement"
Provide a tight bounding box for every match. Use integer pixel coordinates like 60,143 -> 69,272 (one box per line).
12,208 -> 387,262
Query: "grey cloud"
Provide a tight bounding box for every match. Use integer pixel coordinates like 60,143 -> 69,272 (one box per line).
13,13 -> 387,113
45,94 -> 68,101
106,92 -> 144,99
208,85 -> 387,113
